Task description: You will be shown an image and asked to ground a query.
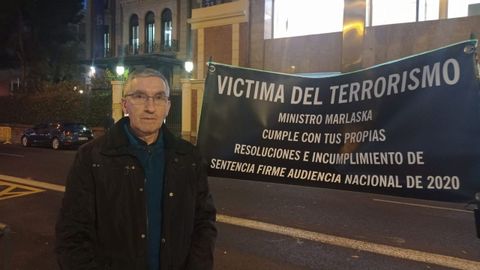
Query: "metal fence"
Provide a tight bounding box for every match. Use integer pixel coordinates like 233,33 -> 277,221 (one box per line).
122,40 -> 179,56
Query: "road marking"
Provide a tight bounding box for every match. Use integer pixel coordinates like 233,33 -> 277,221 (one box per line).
0,174 -> 65,192
0,152 -> 24,158
1,174 -> 478,269
373,198 -> 471,213
217,214 -> 480,270
0,180 -> 44,200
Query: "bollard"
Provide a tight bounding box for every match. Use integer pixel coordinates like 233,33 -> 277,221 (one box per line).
475,208 -> 480,238
0,223 -> 11,270
471,192 -> 480,239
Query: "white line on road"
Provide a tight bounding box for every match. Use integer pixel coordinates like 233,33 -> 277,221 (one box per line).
373,198 -> 471,213
2,174 -> 478,269
0,152 -> 24,158
217,214 -> 480,270
0,174 -> 65,192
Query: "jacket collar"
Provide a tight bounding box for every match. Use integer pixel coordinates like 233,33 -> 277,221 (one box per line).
100,117 -> 190,156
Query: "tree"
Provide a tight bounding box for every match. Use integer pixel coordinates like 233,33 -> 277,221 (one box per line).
0,0 -> 84,92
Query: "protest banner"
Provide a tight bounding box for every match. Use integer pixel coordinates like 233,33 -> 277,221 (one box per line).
198,40 -> 480,202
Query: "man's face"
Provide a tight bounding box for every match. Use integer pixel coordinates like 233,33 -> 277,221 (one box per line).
121,76 -> 171,140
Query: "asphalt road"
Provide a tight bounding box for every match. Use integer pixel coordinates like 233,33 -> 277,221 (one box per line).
0,143 -> 479,270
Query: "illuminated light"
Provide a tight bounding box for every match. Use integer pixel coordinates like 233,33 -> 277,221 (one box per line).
343,21 -> 365,35
184,61 -> 194,73
116,65 -> 125,76
89,66 -> 96,77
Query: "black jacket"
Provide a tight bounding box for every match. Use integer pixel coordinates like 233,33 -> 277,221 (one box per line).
55,117 -> 217,270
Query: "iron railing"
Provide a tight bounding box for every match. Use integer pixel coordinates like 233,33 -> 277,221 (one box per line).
122,40 -> 179,56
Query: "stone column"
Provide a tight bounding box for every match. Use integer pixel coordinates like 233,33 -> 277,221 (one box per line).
111,80 -> 125,122
155,14 -> 161,52
181,78 -> 206,143
197,28 -> 205,79
439,0 -> 448,19
232,23 -> 240,65
181,78 -> 192,141
138,17 -> 145,53
341,0 -> 366,72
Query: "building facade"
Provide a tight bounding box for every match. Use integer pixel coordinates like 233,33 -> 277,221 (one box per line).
84,0 -> 480,140
182,0 -> 480,141
188,0 -> 480,75
84,0 -> 205,134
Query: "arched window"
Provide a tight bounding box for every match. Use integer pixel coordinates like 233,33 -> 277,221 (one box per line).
145,12 -> 155,53
161,9 -> 172,49
129,14 -> 139,54
103,26 -> 110,57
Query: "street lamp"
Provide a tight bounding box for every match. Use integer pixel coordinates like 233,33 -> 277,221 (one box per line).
86,66 -> 95,92
184,61 -> 194,73
116,65 -> 125,77
89,66 -> 96,77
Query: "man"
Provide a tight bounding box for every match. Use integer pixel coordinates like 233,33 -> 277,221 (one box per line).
55,68 -> 217,270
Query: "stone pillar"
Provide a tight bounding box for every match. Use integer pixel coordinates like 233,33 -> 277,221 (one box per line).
439,0 -> 448,19
156,13 -> 161,47
341,0 -> 366,72
197,28 -> 205,79
111,80 -> 125,122
181,78 -> 205,143
181,78 -> 192,141
232,23 -> 240,65
138,17 -> 145,53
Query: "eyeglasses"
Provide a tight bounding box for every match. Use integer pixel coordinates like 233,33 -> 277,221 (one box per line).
124,92 -> 169,106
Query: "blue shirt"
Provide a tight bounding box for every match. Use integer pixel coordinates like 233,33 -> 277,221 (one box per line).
124,124 -> 165,270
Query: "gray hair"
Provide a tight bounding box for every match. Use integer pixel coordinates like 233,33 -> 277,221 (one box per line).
123,68 -> 170,96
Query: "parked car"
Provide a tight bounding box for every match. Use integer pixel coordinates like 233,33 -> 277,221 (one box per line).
21,122 -> 94,150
